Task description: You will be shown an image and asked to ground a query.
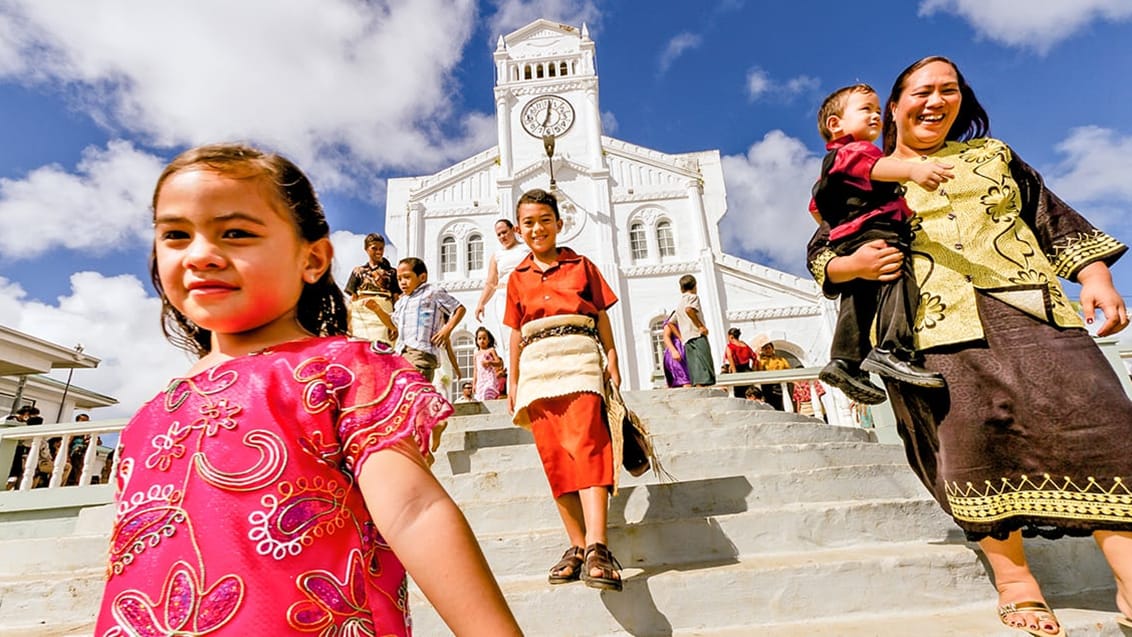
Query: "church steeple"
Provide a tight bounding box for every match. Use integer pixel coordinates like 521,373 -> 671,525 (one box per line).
492,19 -> 604,186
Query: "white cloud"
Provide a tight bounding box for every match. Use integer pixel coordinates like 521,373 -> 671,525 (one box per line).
745,66 -> 820,102
1044,126 -> 1132,234
919,0 -> 1132,54
0,0 -> 484,182
0,273 -> 186,420
658,32 -> 702,74
719,130 -> 822,273
0,141 -> 164,260
601,110 -> 618,135
488,0 -> 602,38
746,68 -> 771,100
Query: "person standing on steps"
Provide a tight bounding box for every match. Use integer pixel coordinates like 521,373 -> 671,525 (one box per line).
808,56 -> 1132,637
674,275 -> 715,387
505,188 -> 624,592
344,233 -> 400,346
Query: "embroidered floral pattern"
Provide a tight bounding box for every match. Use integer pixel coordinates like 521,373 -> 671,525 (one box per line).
980,183 -> 1018,223
145,421 -> 191,472
110,483 -> 186,575
192,399 -> 241,436
295,358 -> 356,414
248,476 -> 349,560
287,549 -> 376,636
915,293 -> 946,332
110,561 -> 243,635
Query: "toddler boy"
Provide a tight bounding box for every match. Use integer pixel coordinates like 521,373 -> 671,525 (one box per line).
811,84 -> 948,403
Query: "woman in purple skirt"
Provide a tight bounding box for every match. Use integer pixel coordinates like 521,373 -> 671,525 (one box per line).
662,312 -> 691,388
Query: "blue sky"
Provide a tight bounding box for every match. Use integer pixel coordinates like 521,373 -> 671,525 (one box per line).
2,0 -> 1131,416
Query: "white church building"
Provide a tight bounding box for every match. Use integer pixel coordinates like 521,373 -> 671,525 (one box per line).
385,19 -> 837,392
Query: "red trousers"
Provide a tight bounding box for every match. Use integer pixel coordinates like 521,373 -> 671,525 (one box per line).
528,392 -> 613,498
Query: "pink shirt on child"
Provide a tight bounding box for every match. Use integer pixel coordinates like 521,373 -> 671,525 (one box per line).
95,336 -> 451,636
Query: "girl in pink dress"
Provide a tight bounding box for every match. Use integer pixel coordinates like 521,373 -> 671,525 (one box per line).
95,144 -> 520,637
473,327 -> 505,400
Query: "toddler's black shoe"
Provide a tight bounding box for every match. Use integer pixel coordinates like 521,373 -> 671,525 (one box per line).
819,359 -> 887,405
860,349 -> 946,388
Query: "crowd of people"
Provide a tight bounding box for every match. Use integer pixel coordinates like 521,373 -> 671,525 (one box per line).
9,54 -> 1132,637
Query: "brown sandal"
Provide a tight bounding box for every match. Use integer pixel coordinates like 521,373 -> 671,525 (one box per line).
548,546 -> 584,584
581,543 -> 623,591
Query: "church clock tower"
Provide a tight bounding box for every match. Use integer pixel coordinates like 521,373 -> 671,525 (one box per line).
492,20 -> 606,218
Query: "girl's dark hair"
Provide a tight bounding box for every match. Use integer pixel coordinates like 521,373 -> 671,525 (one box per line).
494,218 -> 514,229
727,327 -> 741,339
149,143 -> 347,358
881,55 -> 990,155
475,326 -> 496,348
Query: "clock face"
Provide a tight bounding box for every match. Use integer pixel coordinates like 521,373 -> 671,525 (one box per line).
520,95 -> 575,138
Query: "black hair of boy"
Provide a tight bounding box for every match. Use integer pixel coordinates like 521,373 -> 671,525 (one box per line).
516,188 -> 559,219
364,233 -> 385,246
399,257 -> 427,276
679,274 -> 697,292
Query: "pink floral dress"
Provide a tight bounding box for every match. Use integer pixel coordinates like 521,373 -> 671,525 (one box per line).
473,348 -> 504,401
95,336 -> 452,636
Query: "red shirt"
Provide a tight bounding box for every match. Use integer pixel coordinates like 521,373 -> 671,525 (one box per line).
808,135 -> 911,242
504,247 -> 618,329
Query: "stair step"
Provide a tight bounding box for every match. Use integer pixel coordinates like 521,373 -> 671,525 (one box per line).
0,535 -> 109,576
0,567 -> 103,631
671,597 -> 1123,636
435,440 -> 906,478
454,477 -> 951,532
409,541 -> 1004,636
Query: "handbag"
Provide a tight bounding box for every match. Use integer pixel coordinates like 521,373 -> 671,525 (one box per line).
604,381 -> 670,481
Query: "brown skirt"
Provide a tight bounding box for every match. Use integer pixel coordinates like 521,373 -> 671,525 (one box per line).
887,293 -> 1132,541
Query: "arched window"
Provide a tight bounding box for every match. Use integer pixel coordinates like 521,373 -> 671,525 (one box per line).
657,220 -> 676,257
548,62 -> 557,77
650,316 -> 666,373
524,65 -> 532,80
629,222 -> 648,260
440,236 -> 457,274
467,233 -> 483,271
559,61 -> 569,76
536,64 -> 544,79
451,333 -> 475,398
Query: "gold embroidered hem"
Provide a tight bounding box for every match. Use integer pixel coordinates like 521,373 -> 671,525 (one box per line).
946,474 -> 1132,525
1050,230 -> 1127,279
512,315 -> 604,429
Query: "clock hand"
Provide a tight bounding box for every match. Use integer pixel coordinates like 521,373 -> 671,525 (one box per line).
542,101 -> 552,126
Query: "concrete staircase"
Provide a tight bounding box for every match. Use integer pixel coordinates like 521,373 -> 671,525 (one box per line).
0,388 -> 1127,635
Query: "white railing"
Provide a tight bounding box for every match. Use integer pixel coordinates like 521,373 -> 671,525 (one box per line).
715,367 -> 858,427
0,418 -> 126,508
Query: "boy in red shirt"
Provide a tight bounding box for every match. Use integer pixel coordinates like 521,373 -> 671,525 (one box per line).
505,188 -> 623,592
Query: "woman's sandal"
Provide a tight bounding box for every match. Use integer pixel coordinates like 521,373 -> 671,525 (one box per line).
997,600 -> 1065,637
581,542 -> 623,592
548,546 -> 584,585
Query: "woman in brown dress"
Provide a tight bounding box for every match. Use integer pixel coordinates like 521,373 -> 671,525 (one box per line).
809,56 -> 1132,636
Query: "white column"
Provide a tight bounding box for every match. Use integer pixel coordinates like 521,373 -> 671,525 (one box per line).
585,86 -> 603,170
406,202 -> 425,258
496,94 -> 513,178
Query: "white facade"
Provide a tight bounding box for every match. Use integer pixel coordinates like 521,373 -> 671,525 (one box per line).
385,19 -> 837,390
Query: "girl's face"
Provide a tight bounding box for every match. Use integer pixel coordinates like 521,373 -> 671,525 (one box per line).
154,169 -> 329,350
495,221 -> 518,249
890,60 -> 962,157
476,332 -> 490,349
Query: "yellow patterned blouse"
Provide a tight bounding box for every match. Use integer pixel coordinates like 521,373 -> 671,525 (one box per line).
807,138 -> 1127,351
